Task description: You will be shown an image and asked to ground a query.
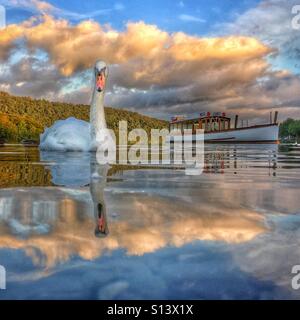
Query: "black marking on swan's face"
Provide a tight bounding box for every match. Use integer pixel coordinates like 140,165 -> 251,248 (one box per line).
94,203 -> 109,238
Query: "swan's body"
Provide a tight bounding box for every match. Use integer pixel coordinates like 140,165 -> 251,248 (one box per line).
40,117 -> 91,151
40,61 -> 113,152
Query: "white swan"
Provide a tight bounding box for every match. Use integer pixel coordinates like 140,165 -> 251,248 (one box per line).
40,60 -> 113,152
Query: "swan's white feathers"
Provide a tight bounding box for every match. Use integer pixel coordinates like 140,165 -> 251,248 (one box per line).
39,61 -> 114,152
40,117 -> 92,151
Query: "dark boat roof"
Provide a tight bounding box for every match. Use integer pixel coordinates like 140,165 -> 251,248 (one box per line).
170,115 -> 231,124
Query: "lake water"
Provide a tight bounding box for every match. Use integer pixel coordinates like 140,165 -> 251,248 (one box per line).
0,144 -> 299,300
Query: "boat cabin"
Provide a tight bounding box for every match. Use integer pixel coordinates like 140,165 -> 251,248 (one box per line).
169,112 -> 231,134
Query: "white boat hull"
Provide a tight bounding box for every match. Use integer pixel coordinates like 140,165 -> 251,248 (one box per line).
169,124 -> 279,144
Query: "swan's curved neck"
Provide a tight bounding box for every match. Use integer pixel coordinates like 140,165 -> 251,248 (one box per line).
90,84 -> 107,141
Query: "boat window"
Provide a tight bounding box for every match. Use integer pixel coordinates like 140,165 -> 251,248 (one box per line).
219,121 -> 222,131
171,119 -> 233,132
214,121 -> 219,131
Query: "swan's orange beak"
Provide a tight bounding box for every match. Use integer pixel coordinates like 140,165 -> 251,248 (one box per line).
96,71 -> 106,92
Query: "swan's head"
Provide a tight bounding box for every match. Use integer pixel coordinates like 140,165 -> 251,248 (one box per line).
94,60 -> 108,92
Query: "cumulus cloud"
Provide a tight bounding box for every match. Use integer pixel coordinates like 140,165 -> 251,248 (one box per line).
1,0 -> 113,20
5,16 -> 254,78
0,16 -> 271,101
223,0 -> 300,70
0,55 -> 72,98
0,9 -> 299,120
3,0 -> 54,13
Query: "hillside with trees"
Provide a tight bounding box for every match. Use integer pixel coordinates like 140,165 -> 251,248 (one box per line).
280,118 -> 300,143
0,91 -> 167,142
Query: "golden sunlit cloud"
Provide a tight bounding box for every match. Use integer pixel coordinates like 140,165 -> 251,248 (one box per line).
0,12 -> 299,119
0,15 -> 272,78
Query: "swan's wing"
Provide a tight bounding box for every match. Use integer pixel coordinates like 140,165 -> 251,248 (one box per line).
40,118 -> 91,151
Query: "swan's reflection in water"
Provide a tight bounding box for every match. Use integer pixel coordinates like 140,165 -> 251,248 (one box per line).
0,144 -> 299,299
90,163 -> 109,238
40,151 -> 109,238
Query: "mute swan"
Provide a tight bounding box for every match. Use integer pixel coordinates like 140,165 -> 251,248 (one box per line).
40,60 -> 114,152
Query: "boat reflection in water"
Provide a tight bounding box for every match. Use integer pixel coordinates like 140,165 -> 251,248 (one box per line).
0,144 -> 299,299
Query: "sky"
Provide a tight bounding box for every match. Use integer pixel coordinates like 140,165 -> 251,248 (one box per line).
0,0 -> 299,121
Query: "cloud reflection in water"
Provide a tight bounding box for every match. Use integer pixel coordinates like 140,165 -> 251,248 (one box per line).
0,145 -> 299,299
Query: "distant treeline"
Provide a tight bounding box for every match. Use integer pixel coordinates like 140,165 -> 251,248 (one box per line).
1,90 -> 298,144
0,91 -> 167,142
280,118 -> 300,143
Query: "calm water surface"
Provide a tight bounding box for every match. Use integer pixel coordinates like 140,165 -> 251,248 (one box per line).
0,144 -> 299,299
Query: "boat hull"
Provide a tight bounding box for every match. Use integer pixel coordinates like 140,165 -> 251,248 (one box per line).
169,124 -> 279,144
